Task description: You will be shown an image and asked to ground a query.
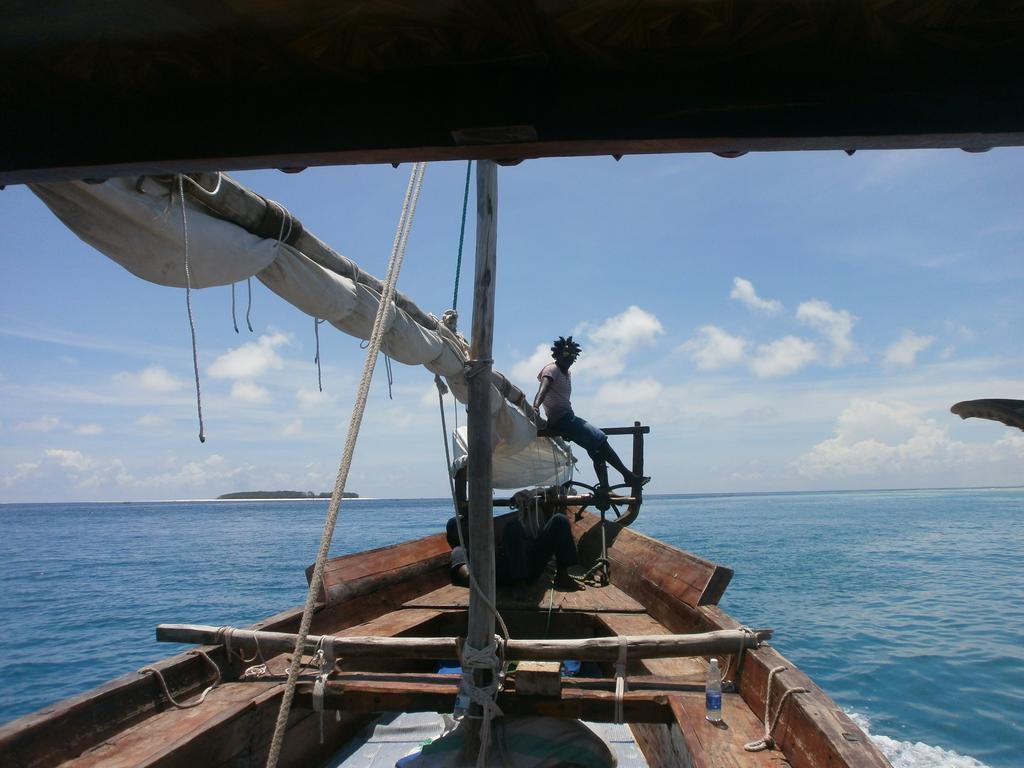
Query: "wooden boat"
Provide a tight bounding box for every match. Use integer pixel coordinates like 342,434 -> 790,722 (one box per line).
0,501 -> 890,768
3,3 -> 1023,766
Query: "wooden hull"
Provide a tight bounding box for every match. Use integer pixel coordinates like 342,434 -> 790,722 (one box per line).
0,512 -> 889,768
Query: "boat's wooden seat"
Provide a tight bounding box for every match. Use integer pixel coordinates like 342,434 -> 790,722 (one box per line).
403,581 -> 646,613
596,612 -> 706,679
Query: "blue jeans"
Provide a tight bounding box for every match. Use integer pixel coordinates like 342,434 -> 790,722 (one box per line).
548,409 -> 607,453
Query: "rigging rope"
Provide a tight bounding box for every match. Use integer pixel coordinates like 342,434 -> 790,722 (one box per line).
314,317 -> 325,392
139,649 -> 220,709
176,175 -> 206,443
452,160 -> 472,312
231,283 -> 239,333
263,162 -> 427,768
744,666 -> 809,752
245,277 -> 254,333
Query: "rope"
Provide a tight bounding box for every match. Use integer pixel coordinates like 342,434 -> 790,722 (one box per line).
722,626 -> 756,690
744,666 -> 809,752
314,318 -> 325,392
263,161 -> 427,768
434,372 -> 511,768
139,649 -> 221,709
176,175 -> 206,443
231,283 -> 239,333
452,159 -> 472,311
460,636 -> 505,767
245,277 -> 254,333
433,375 -> 510,646
384,353 -> 394,399
614,636 -> 628,724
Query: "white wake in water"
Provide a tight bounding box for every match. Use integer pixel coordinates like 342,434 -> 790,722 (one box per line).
848,713 -> 990,768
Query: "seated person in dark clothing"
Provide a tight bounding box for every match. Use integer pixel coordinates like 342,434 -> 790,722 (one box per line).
446,512 -> 582,591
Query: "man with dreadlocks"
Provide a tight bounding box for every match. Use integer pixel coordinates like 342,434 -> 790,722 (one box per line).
534,336 -> 651,492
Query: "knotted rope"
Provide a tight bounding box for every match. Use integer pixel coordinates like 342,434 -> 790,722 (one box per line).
139,649 -> 221,709
263,161 -> 426,768
460,635 -> 505,767
614,636 -> 629,724
744,666 -> 809,752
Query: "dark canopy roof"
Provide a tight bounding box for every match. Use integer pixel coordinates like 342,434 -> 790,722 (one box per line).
3,1 -> 1024,182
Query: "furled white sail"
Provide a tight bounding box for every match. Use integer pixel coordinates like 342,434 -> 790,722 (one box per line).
452,426 -> 573,489
30,176 -> 573,483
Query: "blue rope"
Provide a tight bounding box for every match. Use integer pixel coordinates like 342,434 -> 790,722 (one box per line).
452,160 -> 472,312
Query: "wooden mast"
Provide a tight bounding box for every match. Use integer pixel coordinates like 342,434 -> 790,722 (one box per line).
465,159 -> 499,759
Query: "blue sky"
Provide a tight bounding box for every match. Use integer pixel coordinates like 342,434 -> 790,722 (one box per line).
1,149 -> 1022,501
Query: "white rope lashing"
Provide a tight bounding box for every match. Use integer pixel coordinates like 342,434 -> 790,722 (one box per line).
744,665 -> 810,752
139,649 -> 221,709
459,636 -> 505,766
263,161 -> 427,768
176,175 -> 205,443
614,636 -> 628,724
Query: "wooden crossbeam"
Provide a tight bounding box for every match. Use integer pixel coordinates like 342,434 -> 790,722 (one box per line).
157,624 -> 771,662
294,673 -> 694,724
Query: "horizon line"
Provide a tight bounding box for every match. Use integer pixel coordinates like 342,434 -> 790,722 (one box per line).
2,483 -> 1022,505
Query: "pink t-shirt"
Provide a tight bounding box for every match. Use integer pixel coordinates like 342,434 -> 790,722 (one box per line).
538,362 -> 572,422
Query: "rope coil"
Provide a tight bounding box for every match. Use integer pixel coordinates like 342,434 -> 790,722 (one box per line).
744,666 -> 810,752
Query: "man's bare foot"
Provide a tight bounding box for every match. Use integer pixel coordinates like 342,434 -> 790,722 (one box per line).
553,568 -> 585,591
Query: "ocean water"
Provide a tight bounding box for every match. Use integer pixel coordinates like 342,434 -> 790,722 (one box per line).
0,488 -> 1021,768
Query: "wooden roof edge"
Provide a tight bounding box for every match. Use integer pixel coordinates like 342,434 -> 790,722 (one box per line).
6,130 -> 1023,186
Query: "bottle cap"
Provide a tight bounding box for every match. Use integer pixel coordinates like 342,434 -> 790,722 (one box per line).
709,657 -> 719,668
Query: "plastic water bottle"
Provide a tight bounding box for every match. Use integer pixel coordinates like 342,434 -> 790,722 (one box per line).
705,657 -> 722,722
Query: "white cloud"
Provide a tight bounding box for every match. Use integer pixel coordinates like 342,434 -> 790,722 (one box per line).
796,299 -> 856,365
574,306 -> 665,378
793,398 -> 1024,480
282,419 -> 303,436
134,414 -> 166,428
44,449 -> 94,472
1,461 -> 41,487
681,325 -> 748,370
884,330 -> 934,367
511,344 -> 553,383
14,415 -> 63,432
113,365 -> 186,393
593,378 -> 664,407
209,332 -> 289,380
73,423 -> 104,436
510,306 -> 664,384
140,454 -> 243,494
729,277 -> 782,314
587,305 -> 665,348
230,381 -> 271,404
297,387 -> 336,410
750,336 -> 818,378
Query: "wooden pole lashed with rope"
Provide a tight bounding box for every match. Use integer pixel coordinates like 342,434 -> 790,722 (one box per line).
464,159 -> 499,763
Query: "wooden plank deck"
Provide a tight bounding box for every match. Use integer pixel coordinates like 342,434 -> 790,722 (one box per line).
403,582 -> 646,613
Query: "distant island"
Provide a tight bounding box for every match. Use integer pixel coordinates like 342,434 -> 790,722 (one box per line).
217,490 -> 359,500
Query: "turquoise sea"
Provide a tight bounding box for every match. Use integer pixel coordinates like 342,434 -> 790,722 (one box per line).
1,488 -> 1021,767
